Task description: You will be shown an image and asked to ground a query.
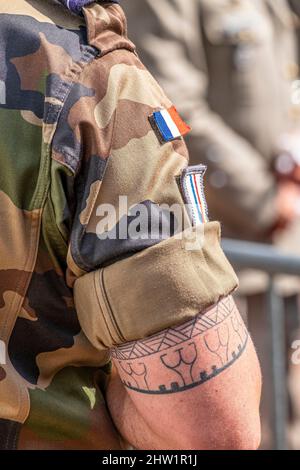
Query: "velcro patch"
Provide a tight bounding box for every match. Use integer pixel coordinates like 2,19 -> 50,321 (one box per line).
179,165 -> 209,226
149,106 -> 191,143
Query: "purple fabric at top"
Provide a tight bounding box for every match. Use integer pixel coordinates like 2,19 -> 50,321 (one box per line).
58,0 -> 119,15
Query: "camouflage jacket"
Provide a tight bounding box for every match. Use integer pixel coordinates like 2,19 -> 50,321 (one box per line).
0,0 -> 237,449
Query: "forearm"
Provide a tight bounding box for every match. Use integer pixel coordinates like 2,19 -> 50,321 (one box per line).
107,296 -> 262,450
107,372 -> 173,450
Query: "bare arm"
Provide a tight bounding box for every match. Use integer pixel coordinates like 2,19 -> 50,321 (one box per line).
107,296 -> 261,450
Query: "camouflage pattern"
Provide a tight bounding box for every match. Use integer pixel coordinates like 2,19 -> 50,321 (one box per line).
0,0 -> 238,449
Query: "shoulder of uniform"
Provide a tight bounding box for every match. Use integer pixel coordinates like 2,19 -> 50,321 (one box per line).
83,3 -> 135,57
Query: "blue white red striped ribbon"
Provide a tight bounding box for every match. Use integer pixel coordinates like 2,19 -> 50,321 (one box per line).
179,166 -> 209,226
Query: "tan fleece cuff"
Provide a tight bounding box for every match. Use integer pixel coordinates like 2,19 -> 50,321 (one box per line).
74,221 -> 239,350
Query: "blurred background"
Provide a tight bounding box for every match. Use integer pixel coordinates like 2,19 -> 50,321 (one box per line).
122,0 -> 300,450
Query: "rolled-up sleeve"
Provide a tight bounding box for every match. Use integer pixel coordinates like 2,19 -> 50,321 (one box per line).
66,48 -> 238,350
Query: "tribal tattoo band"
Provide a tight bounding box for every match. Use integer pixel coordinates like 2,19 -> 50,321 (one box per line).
111,296 -> 249,395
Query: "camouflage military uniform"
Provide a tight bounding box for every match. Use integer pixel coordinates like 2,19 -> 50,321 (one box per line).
0,0 -> 237,449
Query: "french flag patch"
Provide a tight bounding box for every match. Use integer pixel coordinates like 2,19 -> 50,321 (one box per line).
149,106 -> 191,143
179,165 -> 209,226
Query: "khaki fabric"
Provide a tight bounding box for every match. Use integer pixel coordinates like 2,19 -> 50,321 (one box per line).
74,222 -> 238,349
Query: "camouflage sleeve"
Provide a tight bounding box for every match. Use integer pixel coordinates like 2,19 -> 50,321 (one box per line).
66,48 -> 238,350
123,0 -> 278,240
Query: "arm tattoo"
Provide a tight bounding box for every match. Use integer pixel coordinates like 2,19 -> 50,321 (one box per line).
110,297 -> 248,395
